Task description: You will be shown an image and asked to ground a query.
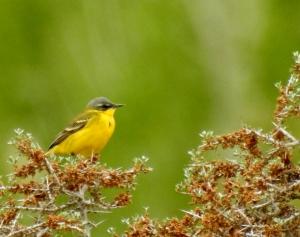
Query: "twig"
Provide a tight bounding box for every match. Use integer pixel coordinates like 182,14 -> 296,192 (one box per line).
7,222 -> 45,237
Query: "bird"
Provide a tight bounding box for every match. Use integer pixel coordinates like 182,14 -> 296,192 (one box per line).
47,97 -> 123,158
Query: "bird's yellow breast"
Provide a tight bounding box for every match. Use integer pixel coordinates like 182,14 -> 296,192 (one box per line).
52,109 -> 116,157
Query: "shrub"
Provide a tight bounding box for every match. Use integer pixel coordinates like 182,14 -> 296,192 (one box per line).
118,53 -> 300,237
0,130 -> 151,236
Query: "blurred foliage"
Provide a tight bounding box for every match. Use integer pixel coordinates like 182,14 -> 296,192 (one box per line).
0,0 -> 300,236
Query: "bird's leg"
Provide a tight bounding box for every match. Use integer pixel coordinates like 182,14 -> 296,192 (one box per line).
90,150 -> 94,163
89,150 -> 98,163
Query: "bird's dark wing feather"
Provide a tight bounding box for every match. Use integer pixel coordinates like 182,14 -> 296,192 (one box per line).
48,111 -> 95,150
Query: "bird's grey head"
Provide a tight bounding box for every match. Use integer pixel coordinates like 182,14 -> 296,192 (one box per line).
87,97 -> 124,110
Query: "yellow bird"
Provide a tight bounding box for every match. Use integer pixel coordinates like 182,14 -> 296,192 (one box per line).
47,97 -> 123,158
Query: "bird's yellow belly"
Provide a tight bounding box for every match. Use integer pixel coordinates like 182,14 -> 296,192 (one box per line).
52,114 -> 115,157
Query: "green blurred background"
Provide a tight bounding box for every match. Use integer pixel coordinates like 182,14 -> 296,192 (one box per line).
1,0 -> 300,235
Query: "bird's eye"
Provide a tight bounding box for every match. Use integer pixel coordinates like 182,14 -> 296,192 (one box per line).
96,103 -> 111,110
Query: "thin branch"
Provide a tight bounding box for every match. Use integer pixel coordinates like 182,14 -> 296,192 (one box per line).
7,222 -> 45,237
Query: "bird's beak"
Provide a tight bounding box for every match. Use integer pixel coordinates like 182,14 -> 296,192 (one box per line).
113,103 -> 124,108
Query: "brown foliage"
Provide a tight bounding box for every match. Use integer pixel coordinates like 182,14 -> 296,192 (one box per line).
117,53 -> 300,236
0,132 -> 151,236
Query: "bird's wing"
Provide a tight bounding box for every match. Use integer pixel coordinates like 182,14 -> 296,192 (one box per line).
48,111 -> 95,150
